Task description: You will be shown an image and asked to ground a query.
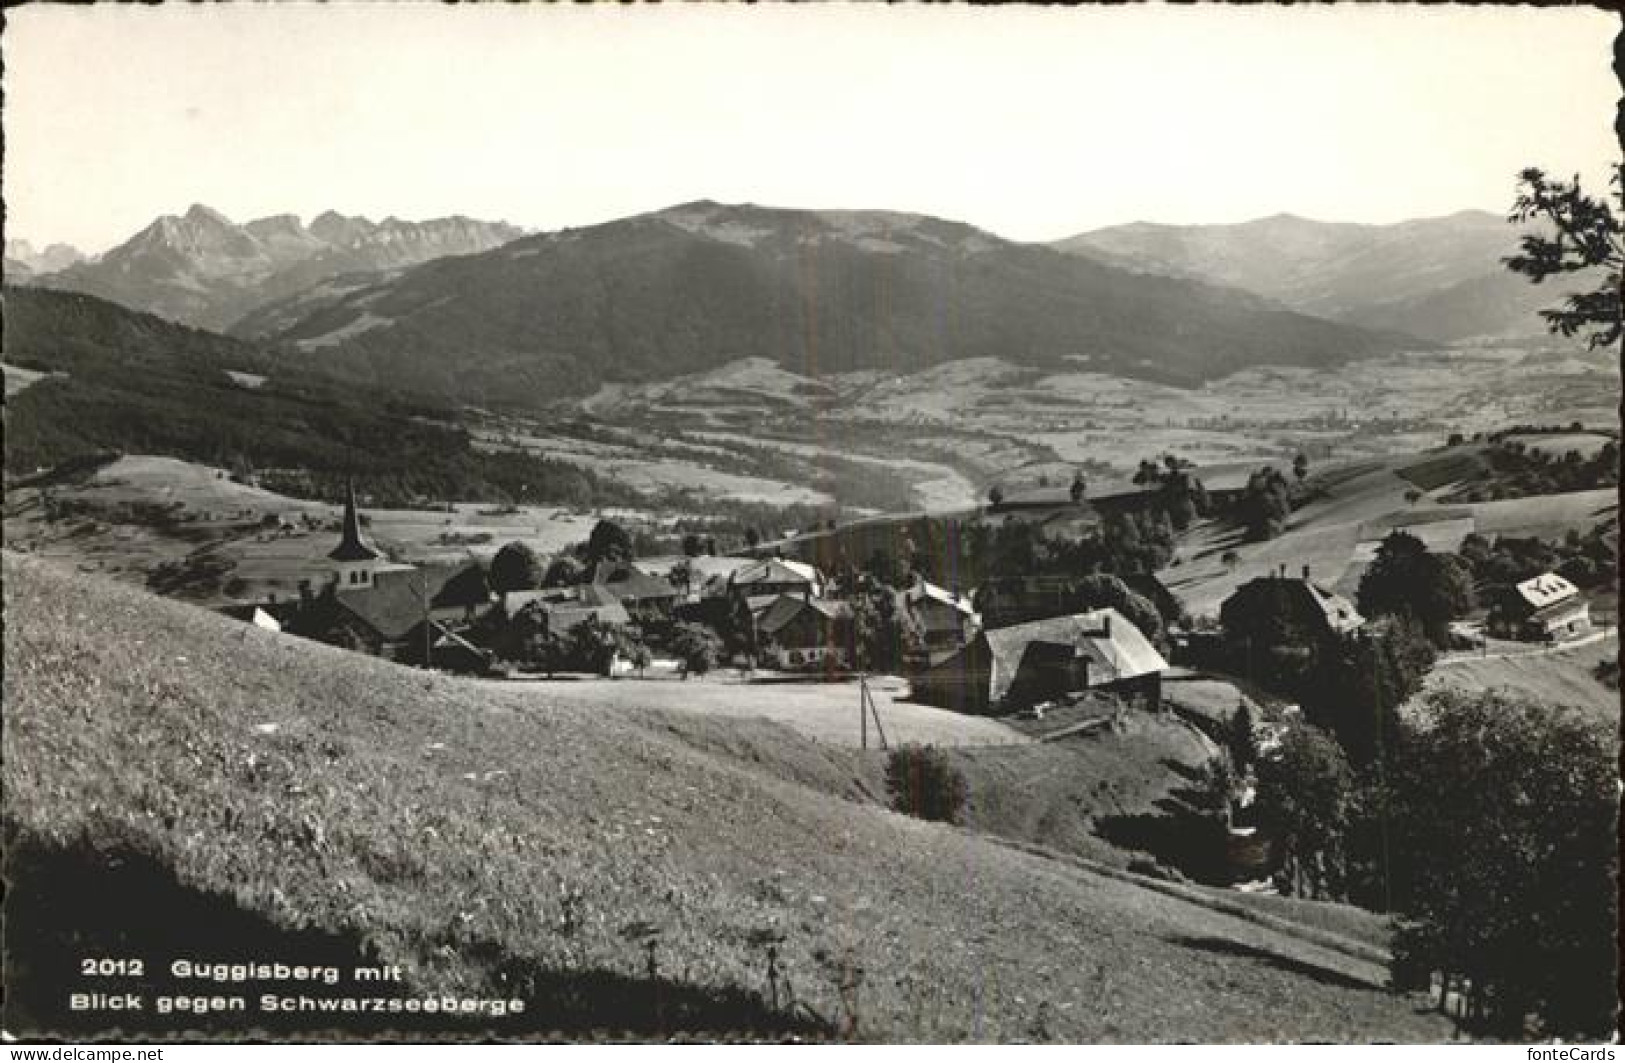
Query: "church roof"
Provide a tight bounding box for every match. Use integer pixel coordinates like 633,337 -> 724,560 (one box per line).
328,482 -> 381,562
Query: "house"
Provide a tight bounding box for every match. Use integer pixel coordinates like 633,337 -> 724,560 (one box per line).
904,579 -> 979,653
497,584 -> 632,635
1490,572 -> 1591,642
290,561 -> 491,659
722,558 -> 825,615
590,561 -> 680,621
1219,567 -> 1364,646
756,593 -> 854,672
911,608 -> 1167,715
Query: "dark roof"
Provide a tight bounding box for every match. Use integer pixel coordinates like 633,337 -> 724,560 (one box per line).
335,563 -> 489,640
1224,577 -> 1364,634
757,593 -> 852,637
593,562 -> 679,602
328,481 -> 381,562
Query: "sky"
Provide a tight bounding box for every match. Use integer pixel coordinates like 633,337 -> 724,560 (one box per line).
4,4 -> 1619,255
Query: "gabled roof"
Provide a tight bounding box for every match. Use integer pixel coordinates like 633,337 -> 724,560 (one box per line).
593,561 -> 679,601
334,563 -> 489,640
907,580 -> 977,617
731,558 -> 822,587
1515,572 -> 1580,610
985,608 -> 1167,688
1226,577 -> 1363,634
757,593 -> 852,638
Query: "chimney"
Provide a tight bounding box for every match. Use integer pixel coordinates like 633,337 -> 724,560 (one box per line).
1302,564 -> 1311,582
1103,614 -> 1112,638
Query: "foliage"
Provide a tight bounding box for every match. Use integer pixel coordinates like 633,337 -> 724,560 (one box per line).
1237,466 -> 1293,540
1443,434 -> 1619,502
1355,531 -> 1476,647
670,622 -> 723,678
1132,454 -> 1208,531
583,520 -> 634,566
541,556 -> 584,589
1503,165 -> 1623,351
1072,574 -> 1164,645
1301,617 -> 1435,771
848,588 -> 918,674
489,541 -> 545,593
3,289 -> 649,510
1388,690 -> 1618,1039
1226,701 -> 1260,777
884,744 -> 968,825
1254,725 -> 1354,902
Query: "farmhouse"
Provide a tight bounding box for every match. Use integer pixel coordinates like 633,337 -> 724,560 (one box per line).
497,584 -> 631,633
589,561 -> 680,621
1490,572 -> 1592,642
1220,568 -> 1364,644
723,557 -> 825,614
904,579 -> 980,653
290,561 -> 493,660
911,608 -> 1167,715
756,593 -> 853,672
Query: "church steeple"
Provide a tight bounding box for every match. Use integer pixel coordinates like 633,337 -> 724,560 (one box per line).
328,481 -> 380,562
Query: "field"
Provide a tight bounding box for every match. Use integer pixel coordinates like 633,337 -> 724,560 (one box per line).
479,674 -> 1030,749
2,455 -> 671,603
3,553 -> 1454,1041
1163,448 -> 1617,620
1417,632 -> 1619,724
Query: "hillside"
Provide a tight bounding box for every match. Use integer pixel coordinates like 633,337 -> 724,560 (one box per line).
34,204 -> 522,332
1054,211 -> 1596,344
2,554 -> 1452,1040
0,287 -> 639,509
248,200 -> 1418,406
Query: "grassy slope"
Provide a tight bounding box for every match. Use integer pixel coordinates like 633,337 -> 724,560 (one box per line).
1418,635 -> 1620,724
3,554 -> 1452,1041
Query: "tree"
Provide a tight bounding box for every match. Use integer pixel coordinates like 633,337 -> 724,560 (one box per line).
582,519 -> 634,566
565,616 -> 624,675
1069,469 -> 1088,504
489,541 -> 545,593
1221,549 -> 1240,571
681,533 -> 704,557
1073,573 -> 1163,644
1388,690 -> 1617,1039
541,555 -> 582,589
1227,700 -> 1260,777
1238,466 -> 1292,540
987,484 -> 1005,507
1302,616 -> 1435,770
744,527 -> 762,548
1254,724 -> 1355,900
520,626 -> 569,678
671,622 -> 722,678
1503,164 -> 1622,351
1293,452 -> 1309,482
1356,531 -> 1476,647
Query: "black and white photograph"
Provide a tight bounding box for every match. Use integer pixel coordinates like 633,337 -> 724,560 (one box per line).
2,2 -> 1620,1045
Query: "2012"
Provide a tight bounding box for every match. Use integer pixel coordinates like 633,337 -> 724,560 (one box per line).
80,958 -> 145,976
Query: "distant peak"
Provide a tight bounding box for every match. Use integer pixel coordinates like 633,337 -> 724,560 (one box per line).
184,203 -> 234,227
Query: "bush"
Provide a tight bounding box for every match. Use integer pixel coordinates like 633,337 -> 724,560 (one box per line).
885,744 -> 968,824
671,622 -> 723,678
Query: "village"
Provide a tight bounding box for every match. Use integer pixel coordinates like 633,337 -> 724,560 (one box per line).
219,447 -> 1615,766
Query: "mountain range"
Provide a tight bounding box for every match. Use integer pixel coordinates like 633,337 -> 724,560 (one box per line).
4,238 -> 85,280
1052,211 -> 1578,343
27,205 -> 523,332
225,200 -> 1414,405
